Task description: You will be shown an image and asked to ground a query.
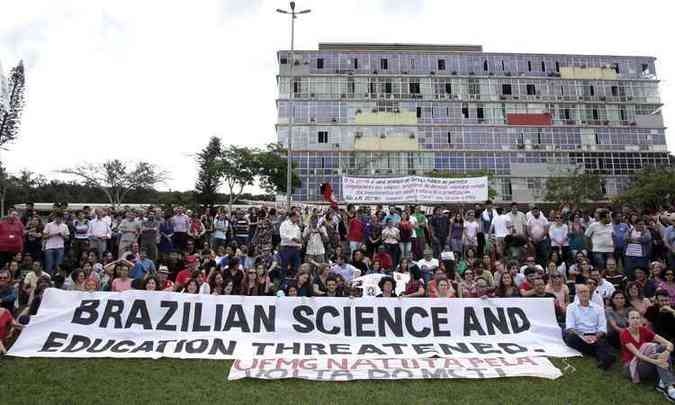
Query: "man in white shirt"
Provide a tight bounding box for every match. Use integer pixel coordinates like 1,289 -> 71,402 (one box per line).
565,284 -> 615,370
331,255 -> 359,285
88,209 -> 112,258
489,207 -> 512,257
43,212 -> 70,274
171,207 -> 191,252
279,211 -> 303,275
527,207 -> 550,267
584,209 -> 614,269
417,249 -> 439,283
508,203 -> 528,237
480,200 -> 498,235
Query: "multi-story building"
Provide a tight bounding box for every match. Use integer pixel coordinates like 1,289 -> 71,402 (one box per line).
275,43 -> 670,203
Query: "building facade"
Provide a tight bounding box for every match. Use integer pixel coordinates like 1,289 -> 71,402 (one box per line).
275,43 -> 670,203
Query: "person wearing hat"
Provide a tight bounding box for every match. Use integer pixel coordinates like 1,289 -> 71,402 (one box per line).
157,266 -> 175,291
417,249 -> 439,283
42,210 -> 70,275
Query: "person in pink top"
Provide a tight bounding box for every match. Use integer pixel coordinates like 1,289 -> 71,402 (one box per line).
111,261 -> 134,292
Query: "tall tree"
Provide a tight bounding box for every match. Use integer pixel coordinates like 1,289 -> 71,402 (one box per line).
194,136 -> 223,208
613,167 -> 675,210
0,61 -> 26,150
256,143 -> 300,195
219,145 -> 258,211
60,160 -> 168,209
544,167 -> 604,206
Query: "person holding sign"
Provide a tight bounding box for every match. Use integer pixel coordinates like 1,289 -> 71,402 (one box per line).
375,276 -> 397,298
564,284 -> 615,370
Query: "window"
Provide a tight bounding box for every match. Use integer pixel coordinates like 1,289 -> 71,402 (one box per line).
317,58 -> 324,69
318,131 -> 328,143
590,85 -> 595,96
619,108 -> 626,121
462,104 -> 469,119
445,83 -> 452,94
353,58 -> 359,69
555,61 -> 560,72
293,80 -> 301,93
380,58 -> 388,70
592,109 -> 599,120
541,61 -> 546,72
502,84 -> 512,95
438,59 -> 446,70
468,79 -> 480,95
501,60 -> 505,71
564,109 -> 571,120
280,57 -> 288,64
483,60 -> 488,72
416,107 -> 422,118
613,64 -> 620,74
369,81 -> 376,94
526,84 -> 536,96
477,106 -> 484,120
385,81 -> 392,94
611,86 -> 618,97
409,82 -> 421,94
641,63 -> 649,74
528,61 -> 532,72
447,132 -> 452,144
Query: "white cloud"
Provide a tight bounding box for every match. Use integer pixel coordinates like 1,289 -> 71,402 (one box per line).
0,0 -> 673,192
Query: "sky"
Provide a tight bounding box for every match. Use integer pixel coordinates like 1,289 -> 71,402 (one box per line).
1,0 -> 674,192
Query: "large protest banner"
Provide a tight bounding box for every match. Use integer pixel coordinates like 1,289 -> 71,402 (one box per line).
341,176 -> 488,203
228,356 -> 563,381
9,289 -> 579,360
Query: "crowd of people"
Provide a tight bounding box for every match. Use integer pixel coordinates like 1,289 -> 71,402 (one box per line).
1,200 -> 675,399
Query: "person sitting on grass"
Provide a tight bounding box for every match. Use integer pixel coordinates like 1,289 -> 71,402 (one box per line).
0,305 -> 23,354
564,284 -> 616,370
621,309 -> 675,401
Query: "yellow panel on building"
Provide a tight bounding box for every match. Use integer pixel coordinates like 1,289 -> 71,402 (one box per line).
354,135 -> 419,151
354,111 -> 418,125
560,67 -> 617,80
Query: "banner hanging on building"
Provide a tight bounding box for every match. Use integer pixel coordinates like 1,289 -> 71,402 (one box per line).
228,356 -> 562,381
9,289 -> 579,360
341,176 -> 489,203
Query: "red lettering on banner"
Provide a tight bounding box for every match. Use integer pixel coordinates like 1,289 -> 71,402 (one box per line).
326,358 -> 349,370
516,356 -> 538,366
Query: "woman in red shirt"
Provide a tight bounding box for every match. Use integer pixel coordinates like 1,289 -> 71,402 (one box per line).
0,307 -> 22,354
620,309 -> 675,400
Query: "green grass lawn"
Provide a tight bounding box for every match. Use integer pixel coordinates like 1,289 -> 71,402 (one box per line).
0,356 -> 666,405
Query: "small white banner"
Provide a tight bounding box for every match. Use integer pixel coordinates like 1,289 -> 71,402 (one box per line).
341,176 -> 489,203
352,273 -> 410,297
228,356 -> 562,381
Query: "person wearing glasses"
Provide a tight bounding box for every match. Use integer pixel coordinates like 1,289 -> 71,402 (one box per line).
657,269 -> 675,302
564,284 -> 616,370
546,270 -> 570,313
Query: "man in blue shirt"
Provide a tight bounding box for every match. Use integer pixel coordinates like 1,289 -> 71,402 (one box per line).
384,207 -> 401,226
130,250 -> 156,280
564,284 -> 615,370
612,213 -> 629,269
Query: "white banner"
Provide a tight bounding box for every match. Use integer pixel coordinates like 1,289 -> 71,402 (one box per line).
228,356 -> 562,381
352,273 -> 410,297
9,289 -> 579,360
341,176 -> 489,203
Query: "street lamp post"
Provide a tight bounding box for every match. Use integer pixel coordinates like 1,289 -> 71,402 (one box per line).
277,2 -> 311,210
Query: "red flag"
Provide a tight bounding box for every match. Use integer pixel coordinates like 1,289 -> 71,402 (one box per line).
320,183 -> 338,209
